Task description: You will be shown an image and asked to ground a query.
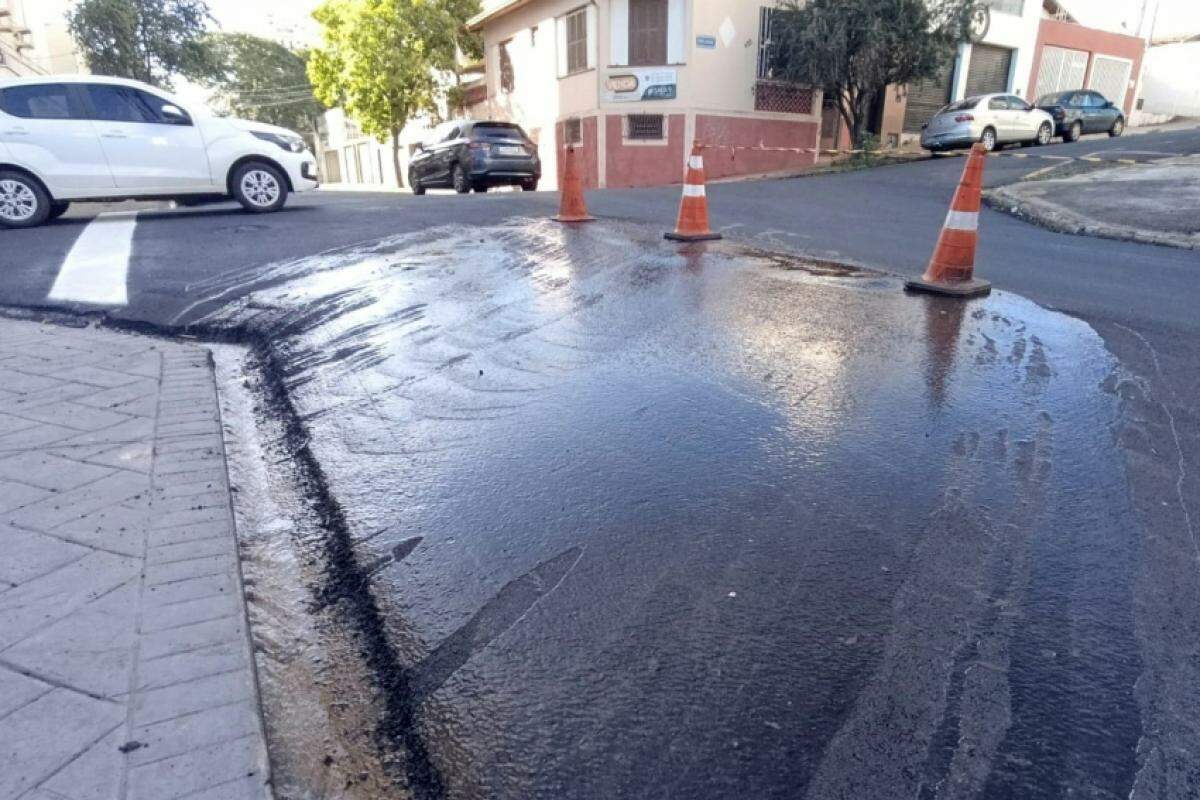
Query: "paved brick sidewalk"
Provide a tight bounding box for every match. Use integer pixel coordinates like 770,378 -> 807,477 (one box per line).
0,318 -> 271,800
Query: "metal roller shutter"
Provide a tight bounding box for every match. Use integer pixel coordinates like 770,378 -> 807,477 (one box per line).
1035,46 -> 1088,99
1089,55 -> 1133,107
903,67 -> 954,133
965,44 -> 1013,97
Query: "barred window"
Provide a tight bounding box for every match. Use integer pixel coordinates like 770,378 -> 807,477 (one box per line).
627,114 -> 664,141
564,117 -> 583,145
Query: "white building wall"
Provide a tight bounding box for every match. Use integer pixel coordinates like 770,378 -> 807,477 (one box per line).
951,0 -> 1043,101
1137,42 -> 1200,117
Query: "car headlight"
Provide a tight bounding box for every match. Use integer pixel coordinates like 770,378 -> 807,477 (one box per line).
251,131 -> 306,153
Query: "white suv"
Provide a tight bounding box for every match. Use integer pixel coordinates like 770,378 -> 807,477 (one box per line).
0,75 -> 319,228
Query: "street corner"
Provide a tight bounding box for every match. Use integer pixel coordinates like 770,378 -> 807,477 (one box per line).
984,153 -> 1200,250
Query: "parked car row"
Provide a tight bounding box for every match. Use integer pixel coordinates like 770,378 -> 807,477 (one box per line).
920,90 -> 1124,154
0,75 -> 319,229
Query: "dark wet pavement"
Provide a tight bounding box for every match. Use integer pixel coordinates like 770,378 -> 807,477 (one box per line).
204,220 -> 1163,799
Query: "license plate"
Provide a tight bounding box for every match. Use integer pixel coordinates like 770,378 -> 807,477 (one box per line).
498,145 -> 525,156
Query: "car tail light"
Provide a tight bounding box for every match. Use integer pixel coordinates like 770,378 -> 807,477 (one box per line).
954,114 -> 974,123
468,141 -> 490,152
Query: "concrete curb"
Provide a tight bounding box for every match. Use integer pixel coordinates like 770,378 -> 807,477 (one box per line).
984,185 -> 1200,251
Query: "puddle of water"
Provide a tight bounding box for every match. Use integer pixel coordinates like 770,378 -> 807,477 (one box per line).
201,220 -> 1144,799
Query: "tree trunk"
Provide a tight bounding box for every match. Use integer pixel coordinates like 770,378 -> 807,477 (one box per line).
391,128 -> 405,189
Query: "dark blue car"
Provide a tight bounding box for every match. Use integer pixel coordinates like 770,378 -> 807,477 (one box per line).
409,120 -> 541,195
1035,90 -> 1125,142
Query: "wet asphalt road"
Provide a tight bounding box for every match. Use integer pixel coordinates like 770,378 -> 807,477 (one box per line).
2,125 -> 1200,799
0,125 -> 1198,332
192,220 -> 1189,799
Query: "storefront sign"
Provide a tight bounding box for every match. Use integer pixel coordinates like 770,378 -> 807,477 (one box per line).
604,69 -> 678,102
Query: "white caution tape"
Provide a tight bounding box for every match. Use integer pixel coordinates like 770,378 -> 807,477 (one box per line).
688,155 -> 704,170
682,184 -> 706,198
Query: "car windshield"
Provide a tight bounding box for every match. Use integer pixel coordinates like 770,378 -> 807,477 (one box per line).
942,97 -> 979,113
1036,92 -> 1070,105
472,122 -> 527,140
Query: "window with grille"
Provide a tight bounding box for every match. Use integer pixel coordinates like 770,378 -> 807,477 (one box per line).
629,0 -> 668,66
499,40 -> 514,93
627,114 -> 664,141
564,117 -> 582,145
565,8 -> 588,74
757,7 -> 776,79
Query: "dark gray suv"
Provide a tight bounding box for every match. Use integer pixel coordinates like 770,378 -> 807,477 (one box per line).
409,120 -> 541,194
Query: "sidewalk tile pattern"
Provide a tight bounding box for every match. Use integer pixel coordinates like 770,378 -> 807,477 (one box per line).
0,319 -> 270,800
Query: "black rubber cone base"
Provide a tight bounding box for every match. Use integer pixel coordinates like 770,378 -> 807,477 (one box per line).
665,231 -> 723,242
904,277 -> 992,298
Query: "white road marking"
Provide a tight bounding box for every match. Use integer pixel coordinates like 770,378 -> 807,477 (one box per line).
48,212 -> 136,306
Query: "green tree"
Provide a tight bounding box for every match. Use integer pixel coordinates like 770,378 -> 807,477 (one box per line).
66,0 -> 213,88
199,33 -> 326,148
309,0 -> 443,188
768,0 -> 974,147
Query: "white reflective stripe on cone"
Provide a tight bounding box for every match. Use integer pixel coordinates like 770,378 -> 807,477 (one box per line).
682,184 -> 706,198
688,156 -> 703,170
943,210 -> 979,232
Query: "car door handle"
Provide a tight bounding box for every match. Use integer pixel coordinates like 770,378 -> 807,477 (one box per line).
101,131 -> 129,139
2,128 -> 29,136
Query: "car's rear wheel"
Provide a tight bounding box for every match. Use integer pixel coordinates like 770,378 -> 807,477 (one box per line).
1065,121 -> 1082,143
409,169 -> 425,195
48,201 -> 71,221
232,162 -> 288,213
452,164 -> 470,194
1109,117 -> 1125,137
980,127 -> 998,152
1035,122 -> 1052,146
0,171 -> 50,229
521,179 -> 538,191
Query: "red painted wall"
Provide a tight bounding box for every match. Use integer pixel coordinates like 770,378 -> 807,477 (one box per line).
1027,19 -> 1145,114
604,114 -> 687,189
555,116 -> 600,190
696,115 -> 820,178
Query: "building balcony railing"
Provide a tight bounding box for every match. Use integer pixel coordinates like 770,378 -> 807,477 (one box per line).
754,80 -> 816,115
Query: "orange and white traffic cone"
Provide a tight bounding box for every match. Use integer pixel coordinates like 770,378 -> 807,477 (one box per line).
553,145 -> 594,223
665,142 -> 722,242
905,143 -> 991,298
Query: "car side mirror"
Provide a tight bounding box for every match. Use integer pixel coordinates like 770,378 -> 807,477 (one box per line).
160,104 -> 190,125
414,143 -> 425,153
1105,101 -> 1115,109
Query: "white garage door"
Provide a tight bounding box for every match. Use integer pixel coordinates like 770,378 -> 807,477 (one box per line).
1035,46 -> 1088,99
1089,55 -> 1133,108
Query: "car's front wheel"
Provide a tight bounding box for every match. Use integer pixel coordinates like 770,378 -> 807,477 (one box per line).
1109,117 -> 1125,137
0,171 -> 50,229
1035,122 -> 1052,146
521,179 -> 538,191
980,127 -> 998,152
452,163 -> 470,194
1065,121 -> 1082,143
232,162 -> 288,213
409,169 -> 425,195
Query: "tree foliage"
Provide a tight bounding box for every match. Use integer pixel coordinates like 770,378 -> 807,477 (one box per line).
66,0 -> 213,88
769,0 -> 974,147
308,0 -> 481,184
198,33 -> 325,142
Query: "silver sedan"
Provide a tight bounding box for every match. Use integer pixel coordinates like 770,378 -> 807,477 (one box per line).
921,93 -> 1055,153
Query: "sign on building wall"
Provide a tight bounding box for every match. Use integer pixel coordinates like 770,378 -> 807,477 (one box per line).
604,68 -> 678,102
